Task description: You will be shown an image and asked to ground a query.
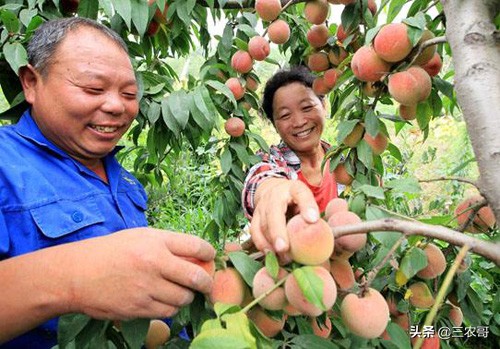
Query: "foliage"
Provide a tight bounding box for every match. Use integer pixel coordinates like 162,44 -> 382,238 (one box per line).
1,0 -> 499,348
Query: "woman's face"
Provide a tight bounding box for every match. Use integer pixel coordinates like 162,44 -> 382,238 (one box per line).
272,82 -> 326,154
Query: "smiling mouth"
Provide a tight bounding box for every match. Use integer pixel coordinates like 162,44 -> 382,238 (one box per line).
89,125 -> 119,133
294,127 -> 314,138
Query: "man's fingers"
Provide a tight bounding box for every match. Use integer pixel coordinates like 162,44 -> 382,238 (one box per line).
264,205 -> 290,253
249,213 -> 273,252
159,255 -> 214,294
157,230 -> 216,261
289,180 -> 320,223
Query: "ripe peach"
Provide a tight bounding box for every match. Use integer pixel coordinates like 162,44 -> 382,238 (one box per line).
255,0 -> 282,22
225,77 -> 245,100
144,320 -> 170,349
333,163 -> 354,185
310,316 -> 332,338
393,312 -> 410,331
455,195 -> 496,233
363,132 -> 388,155
328,211 -> 366,253
340,288 -> 390,339
267,19 -> 291,44
373,23 -> 413,63
351,46 -> 391,82
146,20 -> 161,37
408,282 -> 435,308
223,241 -> 243,253
284,266 -> 337,316
416,243 -> 447,279
183,257 -> 216,278
245,76 -> 259,91
449,305 -> 463,326
312,77 -> 331,95
413,30 -> 437,65
336,24 -> 348,42
324,198 -> 349,221
248,306 -> 286,337
307,24 -> 330,48
308,52 -> 330,72
248,36 -> 271,61
304,0 -> 330,25
399,104 -> 417,120
323,68 -> 340,89
209,267 -> 247,306
343,123 -> 364,147
421,52 -> 442,77
330,257 -> 356,290
287,214 -> 334,265
388,66 -> 432,105
224,117 -> 246,137
327,47 -> 348,66
252,266 -> 288,310
231,50 -> 253,74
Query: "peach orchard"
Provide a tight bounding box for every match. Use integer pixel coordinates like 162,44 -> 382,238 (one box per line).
0,0 -> 499,348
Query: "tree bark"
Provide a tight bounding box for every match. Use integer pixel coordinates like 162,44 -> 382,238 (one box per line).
441,0 -> 500,223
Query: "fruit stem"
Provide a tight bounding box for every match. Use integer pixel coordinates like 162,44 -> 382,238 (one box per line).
241,275 -> 288,314
412,244 -> 470,349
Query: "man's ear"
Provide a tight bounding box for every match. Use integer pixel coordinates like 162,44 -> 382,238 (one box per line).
18,64 -> 40,104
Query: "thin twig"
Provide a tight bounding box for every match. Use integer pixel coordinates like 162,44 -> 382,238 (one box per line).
418,176 -> 478,187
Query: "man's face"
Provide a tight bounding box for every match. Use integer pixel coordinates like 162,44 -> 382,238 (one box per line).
25,27 -> 139,166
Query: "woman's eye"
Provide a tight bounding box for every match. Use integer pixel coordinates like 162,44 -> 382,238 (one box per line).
86,87 -> 104,94
303,105 -> 313,111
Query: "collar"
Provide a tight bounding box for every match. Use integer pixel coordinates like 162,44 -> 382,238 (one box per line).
277,139 -> 331,165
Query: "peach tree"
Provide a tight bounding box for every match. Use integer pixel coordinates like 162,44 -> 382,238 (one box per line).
0,0 -> 499,348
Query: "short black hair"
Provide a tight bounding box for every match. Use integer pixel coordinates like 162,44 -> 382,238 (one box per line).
261,65 -> 321,123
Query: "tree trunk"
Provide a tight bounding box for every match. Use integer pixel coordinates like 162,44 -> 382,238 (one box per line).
441,0 -> 500,224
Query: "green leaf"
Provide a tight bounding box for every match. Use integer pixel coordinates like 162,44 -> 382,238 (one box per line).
358,184 -> 385,199
247,132 -> 269,153
120,318 -> 150,349
386,143 -> 403,162
220,147 -> 232,175
365,109 -> 380,137
147,101 -> 161,124
336,119 -> 360,144
189,92 -> 213,132
190,328 -> 251,349
161,97 -> 180,136
228,251 -> 262,287
265,252 -> 279,280
365,26 -> 381,45
168,90 -> 190,129
384,178 -> 422,194
205,80 -> 237,108
131,0 -> 149,37
19,9 -> 36,28
416,101 -> 432,131
433,77 -> 454,100
357,140 -> 373,169
387,0 -> 407,23
399,247 -> 428,280
230,142 -> 250,165
1,9 -> 20,33
293,267 -> 326,311
222,312 -> 256,349
382,322 -> 412,349
112,0 -> 132,28
237,24 -> 258,37
77,0 -> 99,20
57,314 -> 92,347
3,42 -> 28,75
289,334 -> 338,349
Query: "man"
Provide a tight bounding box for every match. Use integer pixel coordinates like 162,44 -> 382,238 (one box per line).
0,17 -> 215,348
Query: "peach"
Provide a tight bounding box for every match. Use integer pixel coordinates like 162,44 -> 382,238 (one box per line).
373,23 -> 413,63
310,316 -> 332,338
449,305 -> 463,326
307,24 -> 330,48
330,257 -> 356,290
413,30 -> 437,65
247,306 -> 286,338
245,76 -> 259,91
304,0 -> 330,25
267,19 -> 291,44
416,243 -> 447,279
252,266 -> 289,310
399,104 -> 417,120
224,117 -> 246,137
327,47 -> 348,66
183,257 -> 216,278
343,123 -> 364,147
412,335 -> 440,349
225,77 -> 245,100
308,52 -> 330,72
324,198 -> 349,221
248,36 -> 270,61
340,288 -> 390,339
323,68 -> 340,89
144,320 -> 170,349
333,163 -> 354,185
336,24 -> 348,42
231,50 -> 253,74
408,282 -> 435,308
367,0 -> 377,15
287,214 -> 334,265
385,294 -> 402,316
284,266 -> 337,316
363,132 -> 388,155
455,195 -> 496,233
328,211 -> 366,253
388,66 -> 432,105
146,20 -> 161,37
223,241 -> 243,253
421,52 -> 442,77
209,267 -> 247,306
312,77 -> 331,95
351,46 -> 391,82
255,0 -> 282,22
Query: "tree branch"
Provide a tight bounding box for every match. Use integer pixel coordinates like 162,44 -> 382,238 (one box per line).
330,218 -> 500,265
417,176 -> 478,187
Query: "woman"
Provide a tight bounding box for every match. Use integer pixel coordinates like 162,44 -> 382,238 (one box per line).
242,66 -> 343,259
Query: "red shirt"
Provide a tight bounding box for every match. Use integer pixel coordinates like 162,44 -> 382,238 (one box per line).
297,161 -> 338,213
